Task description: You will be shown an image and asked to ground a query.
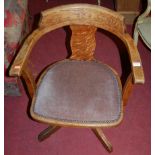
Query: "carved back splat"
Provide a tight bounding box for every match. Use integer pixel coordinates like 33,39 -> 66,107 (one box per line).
70,25 -> 97,60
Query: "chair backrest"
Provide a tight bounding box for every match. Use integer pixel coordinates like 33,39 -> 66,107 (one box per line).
9,4 -> 144,84
39,4 -> 125,33
38,4 -> 125,60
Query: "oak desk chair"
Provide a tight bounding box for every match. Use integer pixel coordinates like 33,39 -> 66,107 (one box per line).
9,4 -> 145,152
133,0 -> 151,49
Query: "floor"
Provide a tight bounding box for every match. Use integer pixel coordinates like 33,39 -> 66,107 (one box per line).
5,0 -> 151,155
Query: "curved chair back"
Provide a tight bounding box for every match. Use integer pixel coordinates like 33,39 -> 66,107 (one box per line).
10,4 -> 144,86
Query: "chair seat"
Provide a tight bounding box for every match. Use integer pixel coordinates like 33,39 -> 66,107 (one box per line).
31,59 -> 123,127
138,17 -> 151,48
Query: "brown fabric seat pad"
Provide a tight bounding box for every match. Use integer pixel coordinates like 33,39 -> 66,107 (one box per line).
33,60 -> 122,124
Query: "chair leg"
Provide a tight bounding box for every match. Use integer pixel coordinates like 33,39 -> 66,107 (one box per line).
38,126 -> 61,142
92,128 -> 113,152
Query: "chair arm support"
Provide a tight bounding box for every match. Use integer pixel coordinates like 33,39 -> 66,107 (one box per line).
123,34 -> 145,84
22,66 -> 36,98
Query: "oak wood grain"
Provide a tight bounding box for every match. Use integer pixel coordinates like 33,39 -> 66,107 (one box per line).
122,73 -> 133,106
70,25 -> 97,60
122,34 -> 145,84
22,66 -> 36,98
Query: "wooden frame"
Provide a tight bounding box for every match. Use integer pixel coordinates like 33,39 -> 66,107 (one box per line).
9,4 -> 145,152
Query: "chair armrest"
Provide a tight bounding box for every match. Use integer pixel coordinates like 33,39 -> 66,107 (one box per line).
123,34 -> 145,84
9,29 -> 41,77
9,29 -> 38,97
